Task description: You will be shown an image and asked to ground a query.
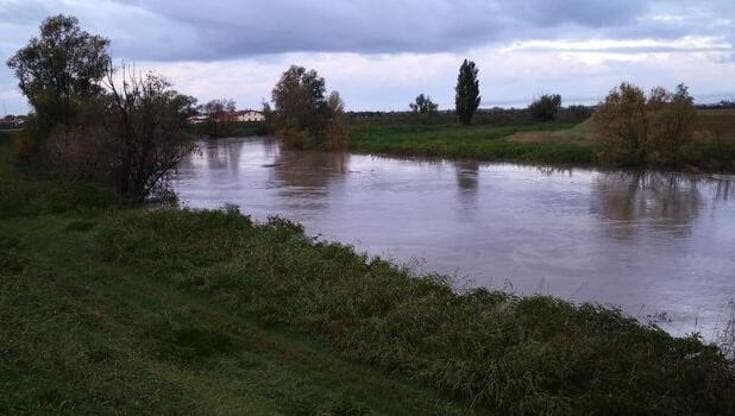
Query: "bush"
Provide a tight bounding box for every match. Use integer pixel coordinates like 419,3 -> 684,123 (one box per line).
409,94 -> 439,124
529,94 -> 562,122
594,82 -> 697,167
567,105 -> 592,121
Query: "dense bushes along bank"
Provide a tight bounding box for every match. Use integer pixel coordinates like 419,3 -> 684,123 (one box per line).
2,133 -> 734,415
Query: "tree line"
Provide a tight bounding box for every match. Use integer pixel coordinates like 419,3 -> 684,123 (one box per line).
7,14 -> 703,202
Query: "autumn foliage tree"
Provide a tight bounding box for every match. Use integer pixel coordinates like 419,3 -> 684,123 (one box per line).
593,82 -> 696,166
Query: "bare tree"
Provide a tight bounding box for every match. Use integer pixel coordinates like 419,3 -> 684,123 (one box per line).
104,67 -> 197,201
200,98 -> 236,138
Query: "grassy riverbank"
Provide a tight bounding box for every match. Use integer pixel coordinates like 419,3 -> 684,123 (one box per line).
1,131 -> 734,414
348,109 -> 735,171
349,120 -> 596,165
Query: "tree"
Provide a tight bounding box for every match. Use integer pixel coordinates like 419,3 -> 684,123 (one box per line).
593,83 -> 648,165
529,94 -> 562,122
325,91 -> 348,151
199,98 -> 236,137
410,94 -> 438,124
271,65 -> 346,149
104,68 -> 197,201
7,15 -> 110,130
648,83 -> 696,164
593,82 -> 696,166
272,65 -> 329,139
455,59 -> 481,125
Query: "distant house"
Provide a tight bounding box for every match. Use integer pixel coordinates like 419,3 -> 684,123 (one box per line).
187,114 -> 208,124
189,110 -> 265,124
0,115 -> 25,129
234,110 -> 265,122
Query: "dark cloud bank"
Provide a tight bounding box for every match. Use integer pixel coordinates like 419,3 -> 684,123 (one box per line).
2,0 -> 732,62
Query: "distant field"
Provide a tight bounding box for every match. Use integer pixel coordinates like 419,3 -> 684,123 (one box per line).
349,120 -> 596,164
508,109 -> 735,145
349,109 -> 735,171
694,108 -> 735,140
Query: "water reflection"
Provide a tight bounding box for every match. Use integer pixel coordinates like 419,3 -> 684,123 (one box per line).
270,149 -> 351,209
455,160 -> 480,192
592,172 -> 704,240
174,138 -> 735,341
454,160 -> 479,221
206,138 -> 245,172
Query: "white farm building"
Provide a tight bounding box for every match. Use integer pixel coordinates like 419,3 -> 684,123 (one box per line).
234,110 -> 265,122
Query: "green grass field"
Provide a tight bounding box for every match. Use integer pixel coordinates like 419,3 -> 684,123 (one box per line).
348,110 -> 735,171
1,131 -> 734,414
349,120 -> 596,165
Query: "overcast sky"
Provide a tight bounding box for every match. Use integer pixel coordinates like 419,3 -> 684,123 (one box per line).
1,0 -> 734,114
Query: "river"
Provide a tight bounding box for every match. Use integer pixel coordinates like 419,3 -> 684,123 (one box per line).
174,137 -> 735,341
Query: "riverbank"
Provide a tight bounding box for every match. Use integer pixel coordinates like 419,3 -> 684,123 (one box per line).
1,132 -> 734,414
188,120 -> 267,139
348,109 -> 735,172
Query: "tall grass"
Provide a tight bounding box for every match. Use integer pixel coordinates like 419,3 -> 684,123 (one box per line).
95,207 -> 735,415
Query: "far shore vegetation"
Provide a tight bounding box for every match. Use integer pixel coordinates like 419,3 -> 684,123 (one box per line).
344,105 -> 735,172
2,13 -> 735,415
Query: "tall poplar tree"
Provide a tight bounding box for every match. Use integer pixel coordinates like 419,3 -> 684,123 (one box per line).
455,59 -> 481,125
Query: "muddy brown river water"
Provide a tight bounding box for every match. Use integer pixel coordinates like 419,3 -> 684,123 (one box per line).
174,137 -> 735,341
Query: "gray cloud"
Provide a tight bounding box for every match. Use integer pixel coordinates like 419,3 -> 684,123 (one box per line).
0,0 -> 669,62
113,0 -> 656,60
1,0 -> 734,114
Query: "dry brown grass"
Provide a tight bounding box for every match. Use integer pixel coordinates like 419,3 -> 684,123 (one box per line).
693,109 -> 735,142
507,118 -> 599,144
508,109 -> 735,146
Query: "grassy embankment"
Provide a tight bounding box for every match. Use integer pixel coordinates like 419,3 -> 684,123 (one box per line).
349,109 -> 735,171
1,130 -> 734,414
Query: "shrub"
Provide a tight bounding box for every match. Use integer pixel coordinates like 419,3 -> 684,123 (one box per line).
409,94 -> 439,124
529,94 -> 562,122
567,105 -> 592,121
593,82 -> 697,167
